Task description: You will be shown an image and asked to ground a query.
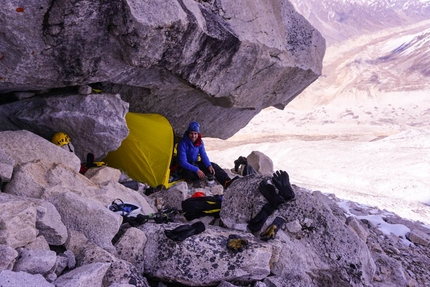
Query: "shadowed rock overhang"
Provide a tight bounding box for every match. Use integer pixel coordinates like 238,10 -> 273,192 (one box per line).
0,0 -> 325,139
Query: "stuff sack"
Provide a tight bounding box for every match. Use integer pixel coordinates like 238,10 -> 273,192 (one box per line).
181,196 -> 222,220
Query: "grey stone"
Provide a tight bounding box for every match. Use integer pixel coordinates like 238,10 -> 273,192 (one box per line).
44,272 -> 57,283
5,156 -> 154,217
346,216 -> 369,242
13,248 -> 57,275
0,162 -> 13,183
0,192 -> 68,246
114,227 -> 147,273
149,184 -> 184,212
0,245 -> 18,271
0,196 -> 38,249
406,229 -> 430,246
0,270 -> 54,287
48,191 -> 122,252
369,251 -> 407,286
286,219 -> 302,234
247,151 -> 274,175
0,149 -> 14,182
25,235 -> 50,251
63,250 -> 76,269
84,166 -> 121,185
54,262 -> 111,287
54,250 -> 76,276
302,218 -> 313,228
78,85 -> 92,95
0,130 -> 81,172
210,184 -> 225,196
263,276 -> 289,287
142,223 -> 271,286
3,160 -> 64,198
54,255 -> 69,277
3,135 -> 429,285
220,174 -> 267,230
168,181 -> 189,201
35,202 -> 68,246
76,242 -> 116,267
64,230 -> 88,257
103,260 -> 150,287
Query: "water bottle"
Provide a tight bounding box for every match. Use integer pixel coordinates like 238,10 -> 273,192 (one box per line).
207,174 -> 215,187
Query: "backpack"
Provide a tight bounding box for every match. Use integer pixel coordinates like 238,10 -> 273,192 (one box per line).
181,195 -> 222,220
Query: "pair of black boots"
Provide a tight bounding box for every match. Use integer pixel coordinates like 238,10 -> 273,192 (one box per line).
233,156 -> 257,176
247,170 -> 295,233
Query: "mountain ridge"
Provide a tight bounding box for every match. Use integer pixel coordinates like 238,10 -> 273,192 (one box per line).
290,0 -> 430,45
288,19 -> 430,111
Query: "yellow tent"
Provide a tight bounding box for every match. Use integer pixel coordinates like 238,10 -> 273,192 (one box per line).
103,113 -> 174,188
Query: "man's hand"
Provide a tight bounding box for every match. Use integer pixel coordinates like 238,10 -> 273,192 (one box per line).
196,169 -> 205,179
208,166 -> 215,175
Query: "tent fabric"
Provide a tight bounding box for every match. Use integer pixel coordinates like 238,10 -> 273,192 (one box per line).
103,113 -> 174,188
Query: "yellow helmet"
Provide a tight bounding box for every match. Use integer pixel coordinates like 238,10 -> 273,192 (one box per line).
51,132 -> 71,147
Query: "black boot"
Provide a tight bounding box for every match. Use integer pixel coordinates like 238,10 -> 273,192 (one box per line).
164,221 -> 206,241
224,176 -> 240,189
233,156 -> 248,172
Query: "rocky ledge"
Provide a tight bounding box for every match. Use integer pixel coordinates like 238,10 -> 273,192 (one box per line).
1,130 -> 430,287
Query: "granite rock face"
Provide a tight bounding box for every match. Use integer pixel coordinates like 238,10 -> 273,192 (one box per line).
0,0 -> 325,139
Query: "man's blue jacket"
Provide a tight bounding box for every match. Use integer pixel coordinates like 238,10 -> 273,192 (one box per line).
177,132 -> 211,173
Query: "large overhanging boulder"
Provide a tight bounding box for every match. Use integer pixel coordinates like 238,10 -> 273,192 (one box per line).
0,0 -> 325,138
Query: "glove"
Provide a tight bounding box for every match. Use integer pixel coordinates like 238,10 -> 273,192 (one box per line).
227,234 -> 248,252
164,221 -> 205,241
258,180 -> 285,209
259,216 -> 286,241
272,170 -> 295,201
247,203 -> 275,232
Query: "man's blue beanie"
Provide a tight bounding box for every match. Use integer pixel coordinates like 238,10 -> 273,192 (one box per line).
188,121 -> 200,133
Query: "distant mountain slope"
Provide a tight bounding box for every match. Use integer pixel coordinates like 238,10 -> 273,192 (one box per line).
284,0 -> 430,109
241,8 -> 430,139
289,0 -> 430,45
239,0 -> 430,139
291,20 -> 430,108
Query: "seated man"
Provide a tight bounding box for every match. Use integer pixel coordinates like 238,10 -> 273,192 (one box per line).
177,121 -> 236,188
